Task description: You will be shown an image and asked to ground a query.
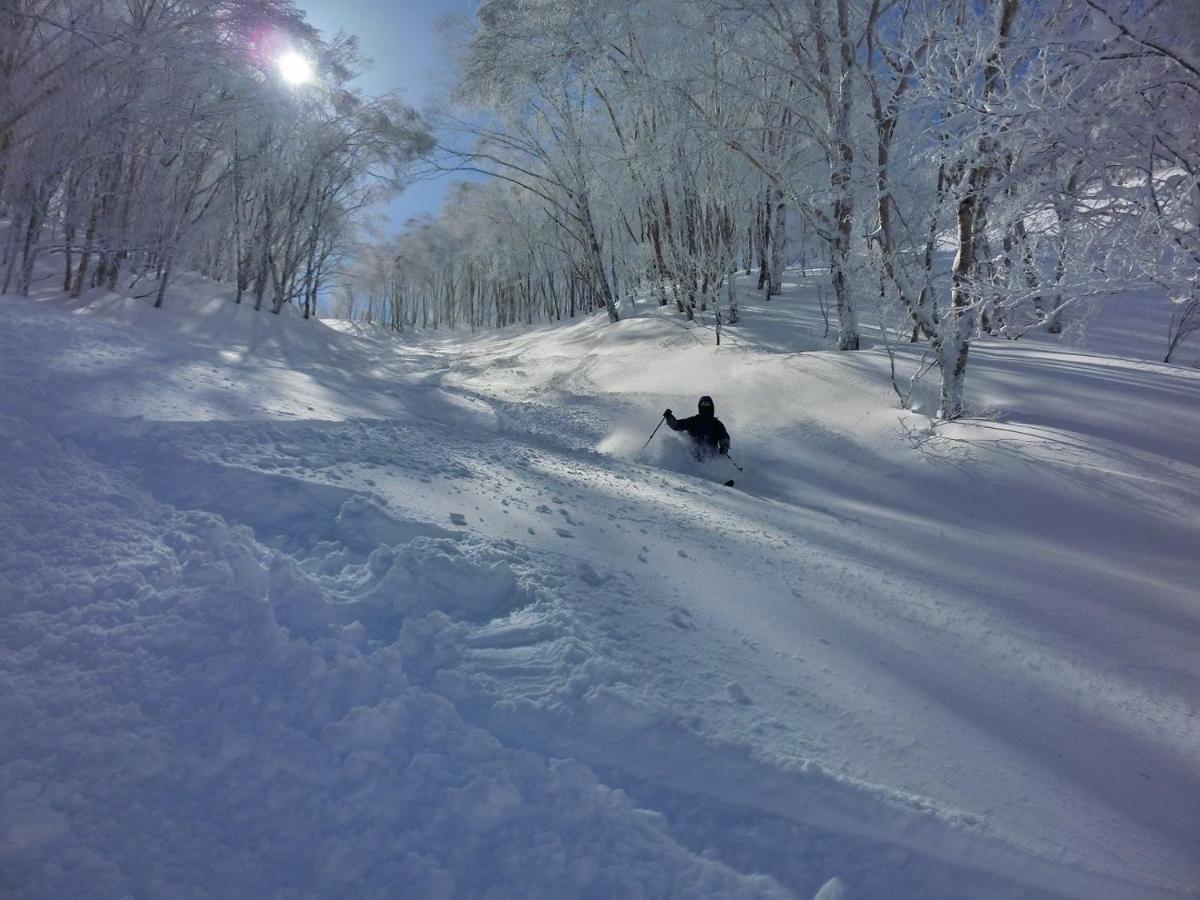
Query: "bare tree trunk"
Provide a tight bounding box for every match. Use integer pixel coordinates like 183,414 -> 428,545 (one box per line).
939,188 -> 981,417
154,254 -> 172,309
250,191 -> 276,311
866,6 -> 936,346
938,0 -> 1019,418
811,0 -> 861,349
578,192 -> 620,323
768,190 -> 786,299
756,192 -> 771,293
726,268 -> 740,323
105,152 -> 140,291
71,195 -> 100,299
1046,167 -> 1080,334
17,195 -> 47,295
2,210 -> 25,294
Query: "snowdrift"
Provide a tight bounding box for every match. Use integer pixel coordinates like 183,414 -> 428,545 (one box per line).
1,271 -> 1197,899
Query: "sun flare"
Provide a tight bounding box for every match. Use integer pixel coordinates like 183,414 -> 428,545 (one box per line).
277,50 -> 313,85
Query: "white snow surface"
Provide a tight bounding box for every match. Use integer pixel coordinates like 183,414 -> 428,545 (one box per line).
1,271 -> 1198,899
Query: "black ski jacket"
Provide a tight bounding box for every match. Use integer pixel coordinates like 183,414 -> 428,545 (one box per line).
665,411 -> 730,456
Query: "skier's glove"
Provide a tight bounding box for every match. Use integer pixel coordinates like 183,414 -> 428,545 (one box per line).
663,409 -> 673,419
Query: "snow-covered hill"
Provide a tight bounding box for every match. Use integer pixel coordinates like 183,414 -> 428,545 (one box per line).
2,273 -> 1197,899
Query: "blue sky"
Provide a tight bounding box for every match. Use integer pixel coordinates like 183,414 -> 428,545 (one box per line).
296,0 -> 475,233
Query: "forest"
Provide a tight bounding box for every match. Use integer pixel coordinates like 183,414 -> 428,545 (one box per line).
2,0 -> 1197,418
0,1 -> 431,318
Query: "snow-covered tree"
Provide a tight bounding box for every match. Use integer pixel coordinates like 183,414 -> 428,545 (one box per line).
333,0 -> 1197,408
0,1 -> 431,315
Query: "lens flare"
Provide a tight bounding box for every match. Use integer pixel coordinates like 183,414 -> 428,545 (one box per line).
277,51 -> 313,85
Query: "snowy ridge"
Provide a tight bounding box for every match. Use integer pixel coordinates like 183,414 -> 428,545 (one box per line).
2,273 -> 1198,898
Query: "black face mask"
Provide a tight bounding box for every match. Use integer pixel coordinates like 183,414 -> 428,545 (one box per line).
698,403 -> 714,418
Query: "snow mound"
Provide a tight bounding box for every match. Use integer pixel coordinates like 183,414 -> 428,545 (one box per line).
3,271 -> 1198,899
0,411 -> 787,899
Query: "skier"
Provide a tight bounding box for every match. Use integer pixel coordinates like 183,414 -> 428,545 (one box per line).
663,396 -> 731,460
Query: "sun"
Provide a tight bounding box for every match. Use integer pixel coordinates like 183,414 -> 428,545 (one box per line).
277,50 -> 314,86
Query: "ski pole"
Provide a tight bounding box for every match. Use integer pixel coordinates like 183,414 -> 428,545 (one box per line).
724,453 -> 744,473
640,415 -> 666,452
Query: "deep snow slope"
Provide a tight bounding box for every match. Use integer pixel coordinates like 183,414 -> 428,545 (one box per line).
1,272 -> 1197,900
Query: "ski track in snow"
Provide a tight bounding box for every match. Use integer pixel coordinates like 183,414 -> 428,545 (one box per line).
1,280 -> 1198,899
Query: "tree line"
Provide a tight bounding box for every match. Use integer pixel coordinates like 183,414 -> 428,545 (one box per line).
3,1 -> 1195,418
340,0 -> 1199,418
